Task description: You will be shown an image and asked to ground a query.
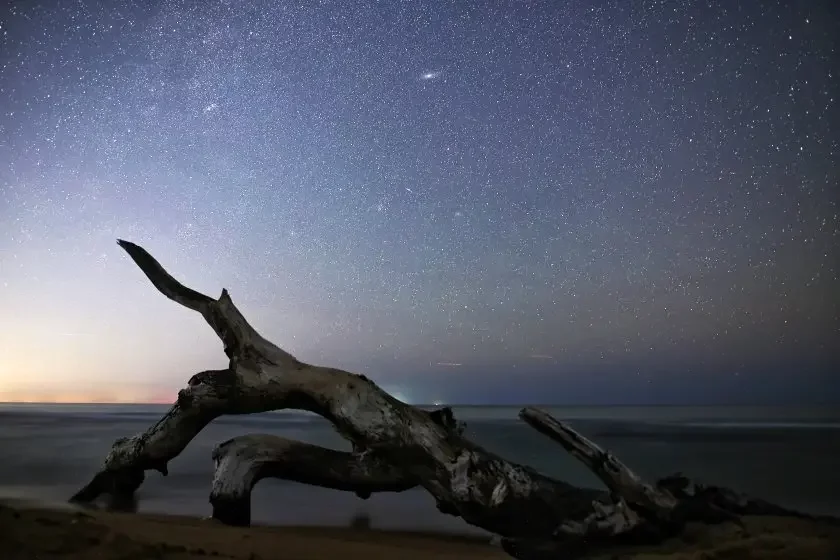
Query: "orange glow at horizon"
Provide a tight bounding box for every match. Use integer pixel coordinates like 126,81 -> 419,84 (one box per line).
0,385 -> 176,405
0,393 -> 175,404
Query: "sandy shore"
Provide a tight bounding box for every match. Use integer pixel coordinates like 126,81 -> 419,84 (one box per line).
0,498 -> 504,560
2,498 -> 839,559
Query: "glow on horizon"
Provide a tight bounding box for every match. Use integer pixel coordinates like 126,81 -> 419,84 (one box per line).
0,388 -> 426,406
0,383 -> 176,404
389,391 -> 411,404
0,397 -> 173,404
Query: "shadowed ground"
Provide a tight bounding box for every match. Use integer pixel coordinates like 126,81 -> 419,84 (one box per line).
2,499 -> 839,560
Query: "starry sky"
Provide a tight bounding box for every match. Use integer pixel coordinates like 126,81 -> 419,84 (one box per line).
0,0 -> 838,405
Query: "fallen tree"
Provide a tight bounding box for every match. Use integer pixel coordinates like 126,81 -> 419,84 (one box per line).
71,240 -> 833,559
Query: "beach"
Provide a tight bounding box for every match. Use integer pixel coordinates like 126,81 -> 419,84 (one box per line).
2,403 -> 840,557
0,498 -> 505,560
3,499 -> 839,559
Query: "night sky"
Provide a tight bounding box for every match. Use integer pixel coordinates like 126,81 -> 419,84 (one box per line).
1,0 -> 838,405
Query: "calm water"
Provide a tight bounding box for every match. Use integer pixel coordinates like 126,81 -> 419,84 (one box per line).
1,403 -> 839,534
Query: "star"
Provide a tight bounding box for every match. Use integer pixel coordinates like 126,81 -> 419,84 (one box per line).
0,0 -> 836,405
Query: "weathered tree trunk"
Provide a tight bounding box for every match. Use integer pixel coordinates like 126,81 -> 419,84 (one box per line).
71,240 -> 834,559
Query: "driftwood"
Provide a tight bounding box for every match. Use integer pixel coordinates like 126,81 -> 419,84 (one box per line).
210,434 -> 419,526
70,240 -> 830,559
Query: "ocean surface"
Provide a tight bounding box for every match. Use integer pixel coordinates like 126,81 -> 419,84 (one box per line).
1,403 -> 839,534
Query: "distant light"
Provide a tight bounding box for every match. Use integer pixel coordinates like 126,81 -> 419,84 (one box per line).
420,71 -> 441,80
383,386 -> 412,404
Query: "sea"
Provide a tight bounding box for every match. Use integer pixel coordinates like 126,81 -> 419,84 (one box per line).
1,403 -> 839,535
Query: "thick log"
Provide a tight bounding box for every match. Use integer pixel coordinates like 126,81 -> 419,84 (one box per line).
209,434 -> 419,526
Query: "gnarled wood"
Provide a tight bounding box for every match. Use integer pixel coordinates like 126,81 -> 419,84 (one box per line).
72,240 -> 610,545
71,240 -> 837,559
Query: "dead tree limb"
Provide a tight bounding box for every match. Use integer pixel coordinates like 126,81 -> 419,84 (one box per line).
520,407 -> 677,518
71,240 -> 835,559
71,369 -> 232,503
72,240 -> 610,543
209,434 -> 419,526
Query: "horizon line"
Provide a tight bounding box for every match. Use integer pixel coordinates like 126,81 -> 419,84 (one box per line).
1,401 -> 837,408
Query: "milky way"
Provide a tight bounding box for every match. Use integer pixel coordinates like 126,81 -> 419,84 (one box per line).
0,1 -> 837,404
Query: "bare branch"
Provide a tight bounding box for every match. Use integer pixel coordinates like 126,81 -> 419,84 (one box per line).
116,239 -> 296,364
520,407 -> 677,517
116,239 -> 214,312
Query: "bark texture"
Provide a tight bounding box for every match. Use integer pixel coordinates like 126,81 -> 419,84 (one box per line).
71,240 -> 833,559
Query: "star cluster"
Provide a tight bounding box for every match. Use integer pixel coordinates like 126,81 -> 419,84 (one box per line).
0,0 -> 837,404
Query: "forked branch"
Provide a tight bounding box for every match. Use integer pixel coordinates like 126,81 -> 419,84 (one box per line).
116,239 -> 297,365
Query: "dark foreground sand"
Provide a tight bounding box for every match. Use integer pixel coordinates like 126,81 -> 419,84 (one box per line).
2,499 -> 840,560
